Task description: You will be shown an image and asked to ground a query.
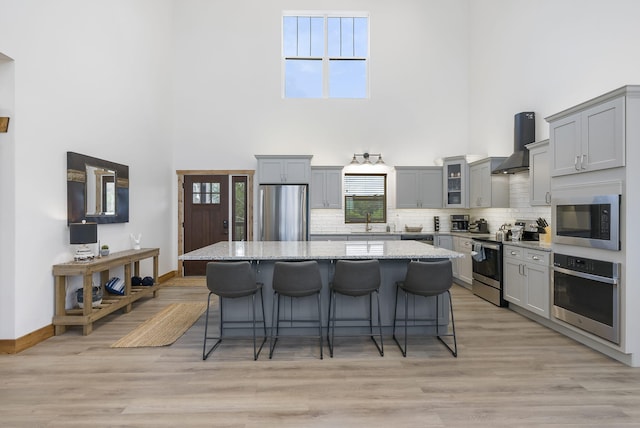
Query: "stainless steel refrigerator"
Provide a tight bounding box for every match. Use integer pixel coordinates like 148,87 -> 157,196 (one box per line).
258,184 -> 309,241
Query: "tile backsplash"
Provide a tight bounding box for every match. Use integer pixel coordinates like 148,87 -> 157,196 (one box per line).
310,171 -> 551,235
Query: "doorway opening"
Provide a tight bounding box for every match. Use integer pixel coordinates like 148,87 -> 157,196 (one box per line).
177,170 -> 254,276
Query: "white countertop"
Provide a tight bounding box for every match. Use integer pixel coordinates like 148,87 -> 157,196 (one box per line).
180,240 -> 464,261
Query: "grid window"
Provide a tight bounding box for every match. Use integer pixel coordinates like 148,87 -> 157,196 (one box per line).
283,13 -> 369,99
192,182 -> 221,205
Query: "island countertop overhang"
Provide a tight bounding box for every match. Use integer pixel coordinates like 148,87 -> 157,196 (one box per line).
180,240 -> 464,261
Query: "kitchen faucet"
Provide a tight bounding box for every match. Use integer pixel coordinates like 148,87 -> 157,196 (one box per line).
365,212 -> 372,232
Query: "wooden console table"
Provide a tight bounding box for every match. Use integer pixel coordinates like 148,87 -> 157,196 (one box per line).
52,248 -> 160,335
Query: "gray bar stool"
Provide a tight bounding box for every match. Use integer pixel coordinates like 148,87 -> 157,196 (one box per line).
270,260 -> 324,359
327,259 -> 383,357
392,259 -> 457,357
203,261 -> 267,360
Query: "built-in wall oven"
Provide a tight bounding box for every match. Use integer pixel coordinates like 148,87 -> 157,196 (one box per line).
553,194 -> 621,251
552,253 -> 621,344
471,238 -> 507,307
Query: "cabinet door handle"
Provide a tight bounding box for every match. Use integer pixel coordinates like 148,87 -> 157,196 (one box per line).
575,155 -> 580,171
532,255 -> 540,261
581,154 -> 587,169
511,251 -> 518,256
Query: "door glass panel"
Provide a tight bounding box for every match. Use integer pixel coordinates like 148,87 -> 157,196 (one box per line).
192,182 -> 221,205
233,177 -> 247,241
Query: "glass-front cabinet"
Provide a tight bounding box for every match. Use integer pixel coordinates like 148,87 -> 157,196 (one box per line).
443,156 -> 468,208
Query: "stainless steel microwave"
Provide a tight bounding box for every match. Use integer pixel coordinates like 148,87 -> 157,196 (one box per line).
552,194 -> 621,251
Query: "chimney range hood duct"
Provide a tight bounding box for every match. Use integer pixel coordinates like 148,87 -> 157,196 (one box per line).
492,112 -> 535,174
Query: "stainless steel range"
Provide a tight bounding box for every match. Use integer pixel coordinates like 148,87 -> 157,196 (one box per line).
471,219 -> 542,307
471,237 -> 506,307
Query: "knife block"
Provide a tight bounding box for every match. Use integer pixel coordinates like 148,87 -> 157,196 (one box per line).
540,226 -> 552,244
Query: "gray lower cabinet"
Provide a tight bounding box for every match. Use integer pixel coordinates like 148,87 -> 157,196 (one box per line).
395,167 -> 443,209
309,234 -> 351,241
503,245 -> 550,318
434,235 -> 453,250
310,234 -> 400,241
453,235 -> 473,285
349,234 -> 400,241
311,167 -> 342,209
435,234 -> 456,277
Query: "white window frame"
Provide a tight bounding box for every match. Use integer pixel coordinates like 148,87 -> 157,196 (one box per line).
282,11 -> 370,99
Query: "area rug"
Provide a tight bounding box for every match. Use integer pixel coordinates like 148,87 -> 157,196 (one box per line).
111,302 -> 206,348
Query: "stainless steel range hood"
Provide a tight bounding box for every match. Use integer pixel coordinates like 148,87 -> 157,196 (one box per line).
492,112 -> 535,174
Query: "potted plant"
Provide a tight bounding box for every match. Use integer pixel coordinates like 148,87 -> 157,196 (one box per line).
100,244 -> 110,257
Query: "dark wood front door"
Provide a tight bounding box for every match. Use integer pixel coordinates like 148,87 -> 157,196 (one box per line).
183,175 -> 229,276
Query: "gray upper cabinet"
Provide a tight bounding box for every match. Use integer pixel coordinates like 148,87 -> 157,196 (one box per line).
395,167 -> 443,209
468,157 -> 509,208
255,155 -> 312,184
311,166 -> 342,209
547,90 -> 628,177
526,140 -> 551,205
442,156 -> 469,208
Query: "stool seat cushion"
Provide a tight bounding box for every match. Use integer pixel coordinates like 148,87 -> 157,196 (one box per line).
398,260 -> 452,297
331,259 -> 381,297
206,261 -> 263,298
273,261 -> 322,297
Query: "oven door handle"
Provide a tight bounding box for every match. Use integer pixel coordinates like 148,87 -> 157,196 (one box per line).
553,266 -> 618,285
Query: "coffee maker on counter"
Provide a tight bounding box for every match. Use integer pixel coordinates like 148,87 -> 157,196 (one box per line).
469,218 -> 489,233
450,214 -> 469,232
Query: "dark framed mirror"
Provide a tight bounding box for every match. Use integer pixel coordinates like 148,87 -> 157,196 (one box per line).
67,151 -> 129,224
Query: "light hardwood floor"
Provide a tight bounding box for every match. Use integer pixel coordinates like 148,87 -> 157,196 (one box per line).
2,278 -> 640,427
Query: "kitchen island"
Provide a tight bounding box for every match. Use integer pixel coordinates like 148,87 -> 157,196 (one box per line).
180,240 -> 463,335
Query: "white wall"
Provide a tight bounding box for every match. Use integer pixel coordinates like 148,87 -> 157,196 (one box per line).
170,0 -> 471,170
0,1 -> 174,339
468,0 -> 640,155
0,53 -> 16,339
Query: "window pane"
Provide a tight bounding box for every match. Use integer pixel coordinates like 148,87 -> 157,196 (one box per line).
283,16 -> 324,57
328,17 -> 367,58
212,183 -> 220,193
329,60 -> 367,98
341,18 -> 354,57
283,16 -> 298,56
192,183 -> 200,193
193,194 -> 201,204
310,17 -> 324,57
344,174 -> 386,223
285,60 -> 322,98
354,17 -> 368,57
212,194 -> 220,204
327,18 -> 341,57
345,196 -> 385,223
